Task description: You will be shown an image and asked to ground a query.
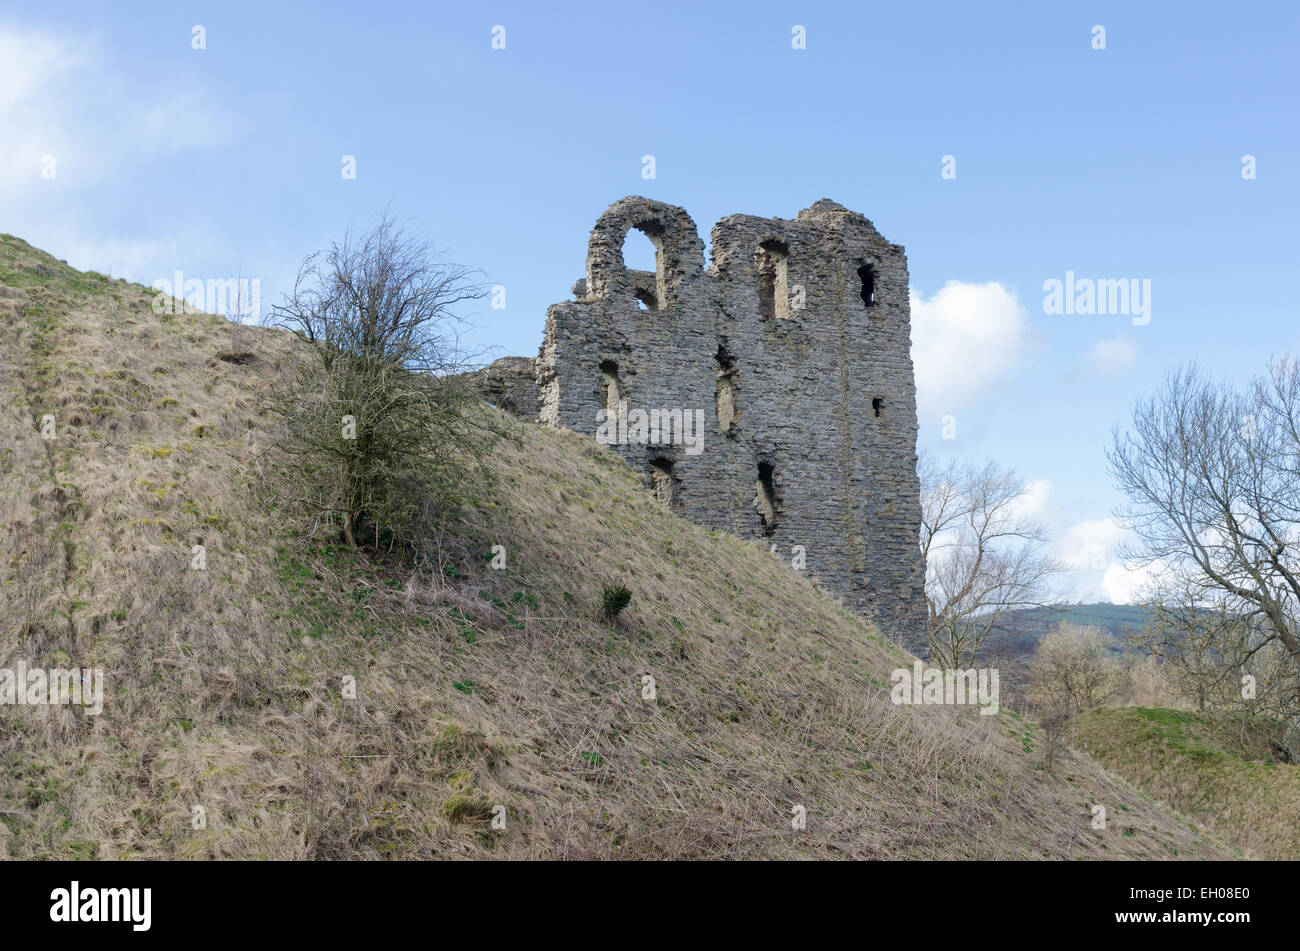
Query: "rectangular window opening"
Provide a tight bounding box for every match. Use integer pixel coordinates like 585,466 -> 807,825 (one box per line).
651,457 -> 678,510
600,359 -> 621,413
757,242 -> 791,320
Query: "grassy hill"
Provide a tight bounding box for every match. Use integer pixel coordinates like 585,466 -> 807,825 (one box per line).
1071,708 -> 1300,860
0,234 -> 1235,859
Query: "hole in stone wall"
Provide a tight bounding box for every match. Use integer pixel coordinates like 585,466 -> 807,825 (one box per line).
622,227 -> 660,273
755,461 -> 779,537
756,241 -> 790,321
600,359 -> 621,413
650,457 -> 678,510
715,342 -> 738,435
858,263 -> 877,308
622,221 -> 667,308
873,397 -> 884,418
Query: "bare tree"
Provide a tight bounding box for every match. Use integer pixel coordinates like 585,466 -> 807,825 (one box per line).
270,211 -> 496,552
919,454 -> 1062,668
216,266 -> 259,363
1131,578 -> 1256,712
1108,360 -> 1300,733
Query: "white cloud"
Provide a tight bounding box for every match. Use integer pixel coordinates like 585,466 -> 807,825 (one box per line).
0,28 -> 89,113
1058,518 -> 1128,571
1100,560 -> 1165,605
0,29 -> 91,190
0,24 -> 246,298
1010,478 -> 1052,521
1051,516 -> 1174,604
910,281 -> 1030,420
1087,333 -> 1138,374
0,24 -> 235,198
59,230 -> 212,284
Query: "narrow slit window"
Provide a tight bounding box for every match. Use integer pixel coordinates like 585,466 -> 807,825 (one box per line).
715,342 -> 738,435
858,263 -> 876,308
872,397 -> 884,418
755,461 -> 778,536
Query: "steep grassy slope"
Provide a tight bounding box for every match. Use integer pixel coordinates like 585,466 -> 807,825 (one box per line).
0,235 -> 1234,859
1072,707 -> 1300,860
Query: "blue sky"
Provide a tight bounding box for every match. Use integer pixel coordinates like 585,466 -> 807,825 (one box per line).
3,1 -> 1298,602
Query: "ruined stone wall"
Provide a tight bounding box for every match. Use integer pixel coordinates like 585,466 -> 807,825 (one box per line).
460,356 -> 539,418
536,196 -> 927,654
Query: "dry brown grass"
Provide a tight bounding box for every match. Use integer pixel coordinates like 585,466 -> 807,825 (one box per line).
0,234 -> 1236,859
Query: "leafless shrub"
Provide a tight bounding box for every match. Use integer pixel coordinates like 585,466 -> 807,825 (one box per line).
269,211 -> 501,554
1029,624 -> 1127,711
1028,624 -> 1127,769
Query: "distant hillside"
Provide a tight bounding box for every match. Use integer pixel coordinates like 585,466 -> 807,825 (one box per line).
0,235 -> 1232,859
978,604 -> 1151,707
993,603 -> 1152,646
984,603 -> 1150,685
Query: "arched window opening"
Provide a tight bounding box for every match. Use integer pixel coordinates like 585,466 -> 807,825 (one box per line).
621,226 -> 660,272
622,221 -> 667,308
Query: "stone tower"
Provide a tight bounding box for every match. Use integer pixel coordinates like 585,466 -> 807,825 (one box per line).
535,196 -> 926,654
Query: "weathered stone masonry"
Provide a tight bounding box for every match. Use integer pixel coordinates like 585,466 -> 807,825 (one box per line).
491,196 -> 926,654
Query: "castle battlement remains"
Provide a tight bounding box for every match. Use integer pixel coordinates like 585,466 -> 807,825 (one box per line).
492,196 -> 926,653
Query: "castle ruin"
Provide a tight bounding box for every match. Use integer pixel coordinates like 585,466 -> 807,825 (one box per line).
488,196 -> 927,653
